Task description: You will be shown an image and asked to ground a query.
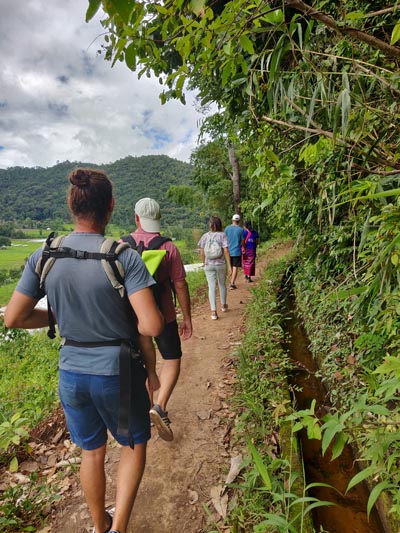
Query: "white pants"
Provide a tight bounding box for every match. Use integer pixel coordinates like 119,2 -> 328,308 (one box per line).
205,263 -> 227,312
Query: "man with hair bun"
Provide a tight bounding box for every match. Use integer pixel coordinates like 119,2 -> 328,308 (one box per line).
5,168 -> 164,533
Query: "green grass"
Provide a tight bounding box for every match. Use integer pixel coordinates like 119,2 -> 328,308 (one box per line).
0,240 -> 42,270
0,284 -> 17,307
0,330 -> 60,424
185,269 -> 207,304
0,240 -> 45,306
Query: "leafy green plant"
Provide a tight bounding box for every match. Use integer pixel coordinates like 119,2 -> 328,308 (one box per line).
0,472 -> 61,532
224,247 -> 340,530
0,413 -> 30,471
293,260 -> 400,522
354,332 -> 386,370
288,400 -> 322,441
232,438 -> 336,533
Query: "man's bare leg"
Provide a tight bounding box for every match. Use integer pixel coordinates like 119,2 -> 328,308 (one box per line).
149,359 -> 181,441
231,265 -> 239,286
110,443 -> 147,533
80,444 -> 110,533
156,358 -> 181,411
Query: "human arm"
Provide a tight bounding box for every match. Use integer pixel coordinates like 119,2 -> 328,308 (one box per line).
4,291 -> 49,329
165,243 -> 193,340
5,247 -> 49,330
174,278 -> 193,340
197,234 -> 206,265
223,247 -> 232,278
242,229 -> 249,253
129,287 -> 164,337
138,335 -> 160,392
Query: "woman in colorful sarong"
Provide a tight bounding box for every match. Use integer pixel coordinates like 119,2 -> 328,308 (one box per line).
242,221 -> 259,283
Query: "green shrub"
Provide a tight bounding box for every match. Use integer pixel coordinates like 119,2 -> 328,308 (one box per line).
0,322 -> 59,466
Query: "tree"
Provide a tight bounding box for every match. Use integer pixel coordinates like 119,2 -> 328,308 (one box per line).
228,144 -> 241,214
87,0 -> 400,319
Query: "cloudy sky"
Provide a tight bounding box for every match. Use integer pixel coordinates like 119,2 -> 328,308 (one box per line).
0,0 -> 207,169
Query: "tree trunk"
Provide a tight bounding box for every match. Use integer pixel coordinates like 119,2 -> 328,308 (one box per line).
228,144 -> 241,214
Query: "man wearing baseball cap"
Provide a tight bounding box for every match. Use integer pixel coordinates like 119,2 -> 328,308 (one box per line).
224,214 -> 245,289
129,198 -> 192,441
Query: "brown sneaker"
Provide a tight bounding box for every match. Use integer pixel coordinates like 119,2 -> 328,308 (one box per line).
149,404 -> 173,441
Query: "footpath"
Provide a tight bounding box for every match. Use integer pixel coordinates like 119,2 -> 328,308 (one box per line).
43,243 -> 291,533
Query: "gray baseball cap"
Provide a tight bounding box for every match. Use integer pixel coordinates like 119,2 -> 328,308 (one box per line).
135,198 -> 161,232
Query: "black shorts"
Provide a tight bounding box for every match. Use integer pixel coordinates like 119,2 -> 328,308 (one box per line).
231,256 -> 242,267
155,320 -> 182,360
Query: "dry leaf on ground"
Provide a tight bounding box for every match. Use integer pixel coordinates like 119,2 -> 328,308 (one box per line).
210,485 -> 228,518
224,454 -> 243,488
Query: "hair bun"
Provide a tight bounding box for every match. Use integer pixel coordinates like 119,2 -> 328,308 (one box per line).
70,168 -> 90,187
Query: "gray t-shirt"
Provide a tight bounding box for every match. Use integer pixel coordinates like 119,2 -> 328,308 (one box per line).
16,233 -> 155,375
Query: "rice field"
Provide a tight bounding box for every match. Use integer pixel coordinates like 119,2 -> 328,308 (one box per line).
0,240 -> 43,270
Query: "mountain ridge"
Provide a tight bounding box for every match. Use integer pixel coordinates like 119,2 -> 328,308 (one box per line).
0,155 -> 196,227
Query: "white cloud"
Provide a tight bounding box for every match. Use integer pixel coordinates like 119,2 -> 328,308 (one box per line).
0,0 -> 208,169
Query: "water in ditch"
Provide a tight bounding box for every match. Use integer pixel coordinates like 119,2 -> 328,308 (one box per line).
281,293 -> 386,533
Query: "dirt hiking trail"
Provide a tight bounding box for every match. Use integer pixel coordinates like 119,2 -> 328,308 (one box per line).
45,243 -> 291,533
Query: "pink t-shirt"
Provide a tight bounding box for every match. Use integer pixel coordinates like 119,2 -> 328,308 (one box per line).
131,229 -> 186,324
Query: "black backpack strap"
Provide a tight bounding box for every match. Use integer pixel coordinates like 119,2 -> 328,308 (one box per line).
147,235 -> 172,250
117,340 -> 142,449
146,235 -> 176,305
47,306 -> 56,339
37,232 -> 57,286
121,235 -> 137,249
37,232 -> 60,340
42,247 -> 111,260
105,241 -> 125,286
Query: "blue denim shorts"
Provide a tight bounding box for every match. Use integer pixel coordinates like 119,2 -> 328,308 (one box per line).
59,368 -> 151,450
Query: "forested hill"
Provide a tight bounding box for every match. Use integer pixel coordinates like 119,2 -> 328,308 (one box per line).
0,155 -> 196,227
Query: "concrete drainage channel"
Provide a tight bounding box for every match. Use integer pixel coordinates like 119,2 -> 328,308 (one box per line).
279,290 -> 389,533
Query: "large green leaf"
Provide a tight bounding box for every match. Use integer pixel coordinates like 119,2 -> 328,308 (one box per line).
346,465 -> 376,493
367,481 -> 394,517
110,0 -> 135,24
246,438 -> 272,490
239,34 -> 254,55
86,0 -> 101,22
391,20 -> 400,45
